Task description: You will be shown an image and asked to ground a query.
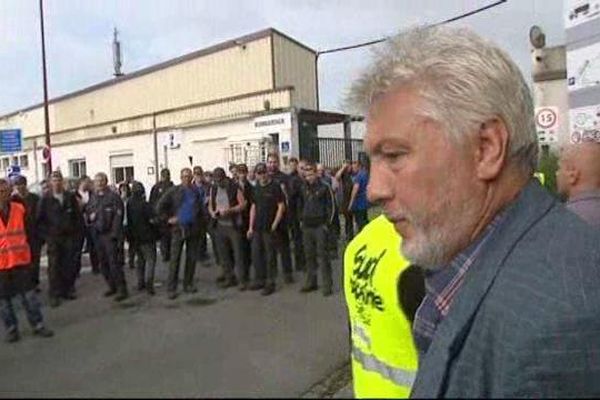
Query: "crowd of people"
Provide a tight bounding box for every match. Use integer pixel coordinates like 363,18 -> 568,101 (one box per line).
0,152 -> 370,343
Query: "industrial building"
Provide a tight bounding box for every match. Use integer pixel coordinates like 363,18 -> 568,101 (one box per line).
0,28 -> 363,192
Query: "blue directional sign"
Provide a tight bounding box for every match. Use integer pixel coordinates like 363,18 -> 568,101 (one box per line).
0,129 -> 22,153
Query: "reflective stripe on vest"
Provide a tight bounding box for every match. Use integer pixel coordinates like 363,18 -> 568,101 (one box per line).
0,202 -> 31,271
352,344 -> 416,388
344,215 -> 418,399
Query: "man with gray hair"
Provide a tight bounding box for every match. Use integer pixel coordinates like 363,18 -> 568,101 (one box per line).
350,25 -> 600,397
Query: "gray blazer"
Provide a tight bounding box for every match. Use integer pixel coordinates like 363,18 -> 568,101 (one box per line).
411,181 -> 600,398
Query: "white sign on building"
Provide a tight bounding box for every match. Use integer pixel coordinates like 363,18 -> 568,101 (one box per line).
569,105 -> 600,143
567,41 -> 600,91
565,0 -> 600,29
159,129 -> 183,149
252,112 -> 292,134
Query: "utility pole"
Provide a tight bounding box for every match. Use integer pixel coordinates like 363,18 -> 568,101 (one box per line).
39,0 -> 52,175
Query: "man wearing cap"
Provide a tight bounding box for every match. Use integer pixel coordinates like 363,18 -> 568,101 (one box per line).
209,167 -> 246,289
10,175 -> 42,290
247,163 -> 286,296
37,171 -> 83,307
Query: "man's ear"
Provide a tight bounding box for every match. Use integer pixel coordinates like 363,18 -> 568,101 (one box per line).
474,118 -> 510,181
566,163 -> 580,187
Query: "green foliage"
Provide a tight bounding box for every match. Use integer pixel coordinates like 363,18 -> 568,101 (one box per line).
537,146 -> 559,195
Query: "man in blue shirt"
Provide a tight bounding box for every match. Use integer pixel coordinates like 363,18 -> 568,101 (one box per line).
157,168 -> 204,299
348,160 -> 369,233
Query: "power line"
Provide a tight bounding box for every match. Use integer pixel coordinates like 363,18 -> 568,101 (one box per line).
317,0 -> 508,55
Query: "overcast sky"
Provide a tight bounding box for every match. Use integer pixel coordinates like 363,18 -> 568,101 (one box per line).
0,0 -> 564,116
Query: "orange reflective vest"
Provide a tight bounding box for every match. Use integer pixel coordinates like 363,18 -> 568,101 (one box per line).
0,202 -> 31,271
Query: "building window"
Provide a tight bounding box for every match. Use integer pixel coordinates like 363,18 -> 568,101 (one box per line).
1,157 -> 9,171
69,159 -> 87,178
11,156 -> 18,166
19,155 -> 28,169
109,153 -> 134,184
112,166 -> 134,183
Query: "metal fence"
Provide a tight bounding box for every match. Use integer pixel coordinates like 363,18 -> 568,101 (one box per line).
312,138 -> 364,169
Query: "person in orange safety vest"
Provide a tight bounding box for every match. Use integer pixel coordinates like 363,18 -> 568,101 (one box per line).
0,178 -> 54,343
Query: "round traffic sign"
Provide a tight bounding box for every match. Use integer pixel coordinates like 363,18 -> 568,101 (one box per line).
536,107 -> 558,129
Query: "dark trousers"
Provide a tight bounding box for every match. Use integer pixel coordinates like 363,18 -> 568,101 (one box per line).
159,229 -> 171,262
29,240 -> 42,286
274,226 -> 293,278
329,210 -> 340,258
135,242 -> 157,289
168,227 -> 200,293
353,209 -> 369,234
197,216 -> 209,262
96,233 -> 128,294
73,232 -> 85,278
252,231 -> 278,287
207,221 -> 220,266
0,291 -> 44,333
342,211 -> 354,241
303,225 -> 333,291
241,236 -> 252,283
215,224 -> 244,282
289,216 -> 305,271
85,227 -> 100,273
127,239 -> 136,270
47,238 -> 76,299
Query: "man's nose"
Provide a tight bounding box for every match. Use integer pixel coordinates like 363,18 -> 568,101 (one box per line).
367,160 -> 393,205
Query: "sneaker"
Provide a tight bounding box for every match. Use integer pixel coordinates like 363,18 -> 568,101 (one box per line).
49,297 -> 61,308
167,292 -> 178,300
137,283 -> 146,292
33,326 -> 54,338
238,282 -> 249,292
323,288 -> 333,297
300,284 -> 318,293
103,289 -> 117,297
284,275 -> 295,284
249,282 -> 264,291
5,330 -> 19,343
261,285 -> 275,296
147,287 -> 155,296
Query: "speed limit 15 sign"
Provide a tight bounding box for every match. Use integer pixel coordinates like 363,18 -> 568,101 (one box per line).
535,107 -> 559,130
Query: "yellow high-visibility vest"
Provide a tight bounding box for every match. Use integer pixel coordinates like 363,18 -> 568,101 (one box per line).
343,215 -> 418,398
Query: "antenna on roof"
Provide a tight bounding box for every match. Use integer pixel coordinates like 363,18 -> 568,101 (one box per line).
112,27 -> 124,77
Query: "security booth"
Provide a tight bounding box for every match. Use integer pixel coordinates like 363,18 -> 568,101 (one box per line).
297,109 -> 365,168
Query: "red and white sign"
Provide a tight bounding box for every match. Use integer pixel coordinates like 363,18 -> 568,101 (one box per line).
535,107 -> 560,143
535,107 -> 559,130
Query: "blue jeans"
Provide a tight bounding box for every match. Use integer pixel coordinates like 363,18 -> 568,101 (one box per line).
0,291 -> 44,333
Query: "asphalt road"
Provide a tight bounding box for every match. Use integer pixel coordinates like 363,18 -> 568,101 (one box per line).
0,244 -> 350,398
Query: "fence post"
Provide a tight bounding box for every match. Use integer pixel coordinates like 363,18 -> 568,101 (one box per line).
344,118 -> 353,161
